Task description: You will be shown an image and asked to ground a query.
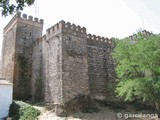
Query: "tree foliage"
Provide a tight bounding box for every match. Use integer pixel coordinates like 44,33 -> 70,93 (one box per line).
9,101 -> 40,120
0,0 -> 35,16
112,32 -> 160,114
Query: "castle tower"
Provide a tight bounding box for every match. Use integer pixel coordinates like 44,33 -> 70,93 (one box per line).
1,12 -> 43,100
42,21 -> 90,113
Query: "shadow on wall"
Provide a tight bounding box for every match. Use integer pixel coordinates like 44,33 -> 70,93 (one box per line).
54,94 -> 99,116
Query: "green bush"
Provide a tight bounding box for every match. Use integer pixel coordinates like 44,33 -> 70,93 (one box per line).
9,101 -> 40,120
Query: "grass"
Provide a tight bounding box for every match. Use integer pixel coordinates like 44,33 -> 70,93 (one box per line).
9,101 -> 40,120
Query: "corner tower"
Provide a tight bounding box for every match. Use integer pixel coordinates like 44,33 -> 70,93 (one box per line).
1,12 -> 43,100
43,21 -> 90,113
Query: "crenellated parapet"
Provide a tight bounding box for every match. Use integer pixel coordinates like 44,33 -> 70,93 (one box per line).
4,12 -> 43,34
46,20 -> 87,40
21,13 -> 44,24
129,30 -> 152,42
87,33 -> 112,47
142,30 -> 152,36
63,21 -> 86,34
33,35 -> 46,47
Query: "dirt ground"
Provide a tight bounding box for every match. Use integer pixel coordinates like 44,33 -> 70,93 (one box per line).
38,107 -> 115,120
36,103 -> 159,120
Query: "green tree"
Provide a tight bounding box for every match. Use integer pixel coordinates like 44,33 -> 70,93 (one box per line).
112,32 -> 160,116
0,0 -> 35,16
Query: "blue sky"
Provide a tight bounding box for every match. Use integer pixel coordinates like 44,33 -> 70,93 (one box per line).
0,0 -> 160,57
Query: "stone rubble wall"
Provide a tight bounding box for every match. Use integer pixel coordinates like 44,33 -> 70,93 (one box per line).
61,21 -> 90,103
1,23 -> 16,82
86,34 -> 115,99
32,37 -> 44,100
2,12 -> 43,100
43,27 -> 63,104
13,15 -> 43,100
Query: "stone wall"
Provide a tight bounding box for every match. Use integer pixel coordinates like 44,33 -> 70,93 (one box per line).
61,22 -> 90,103
40,21 -> 91,115
13,14 -> 43,100
2,12 -> 43,100
32,37 -> 44,100
43,23 -> 63,104
40,21 -> 90,114
1,23 -> 16,82
86,34 -> 115,99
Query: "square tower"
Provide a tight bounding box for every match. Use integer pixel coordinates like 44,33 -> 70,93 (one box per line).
1,12 -> 43,100
42,21 -> 90,113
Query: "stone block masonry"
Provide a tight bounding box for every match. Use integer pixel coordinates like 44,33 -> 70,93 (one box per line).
1,12 -> 116,114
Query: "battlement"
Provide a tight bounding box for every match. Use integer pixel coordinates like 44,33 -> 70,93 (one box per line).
64,21 -> 86,34
33,35 -> 46,47
45,20 -> 112,46
142,30 -> 152,35
46,22 -> 61,35
20,13 -> 44,24
46,20 -> 87,39
4,12 -> 43,34
87,33 -> 112,47
129,30 -> 152,41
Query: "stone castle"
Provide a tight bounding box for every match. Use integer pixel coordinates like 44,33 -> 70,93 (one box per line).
1,12 -> 116,112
